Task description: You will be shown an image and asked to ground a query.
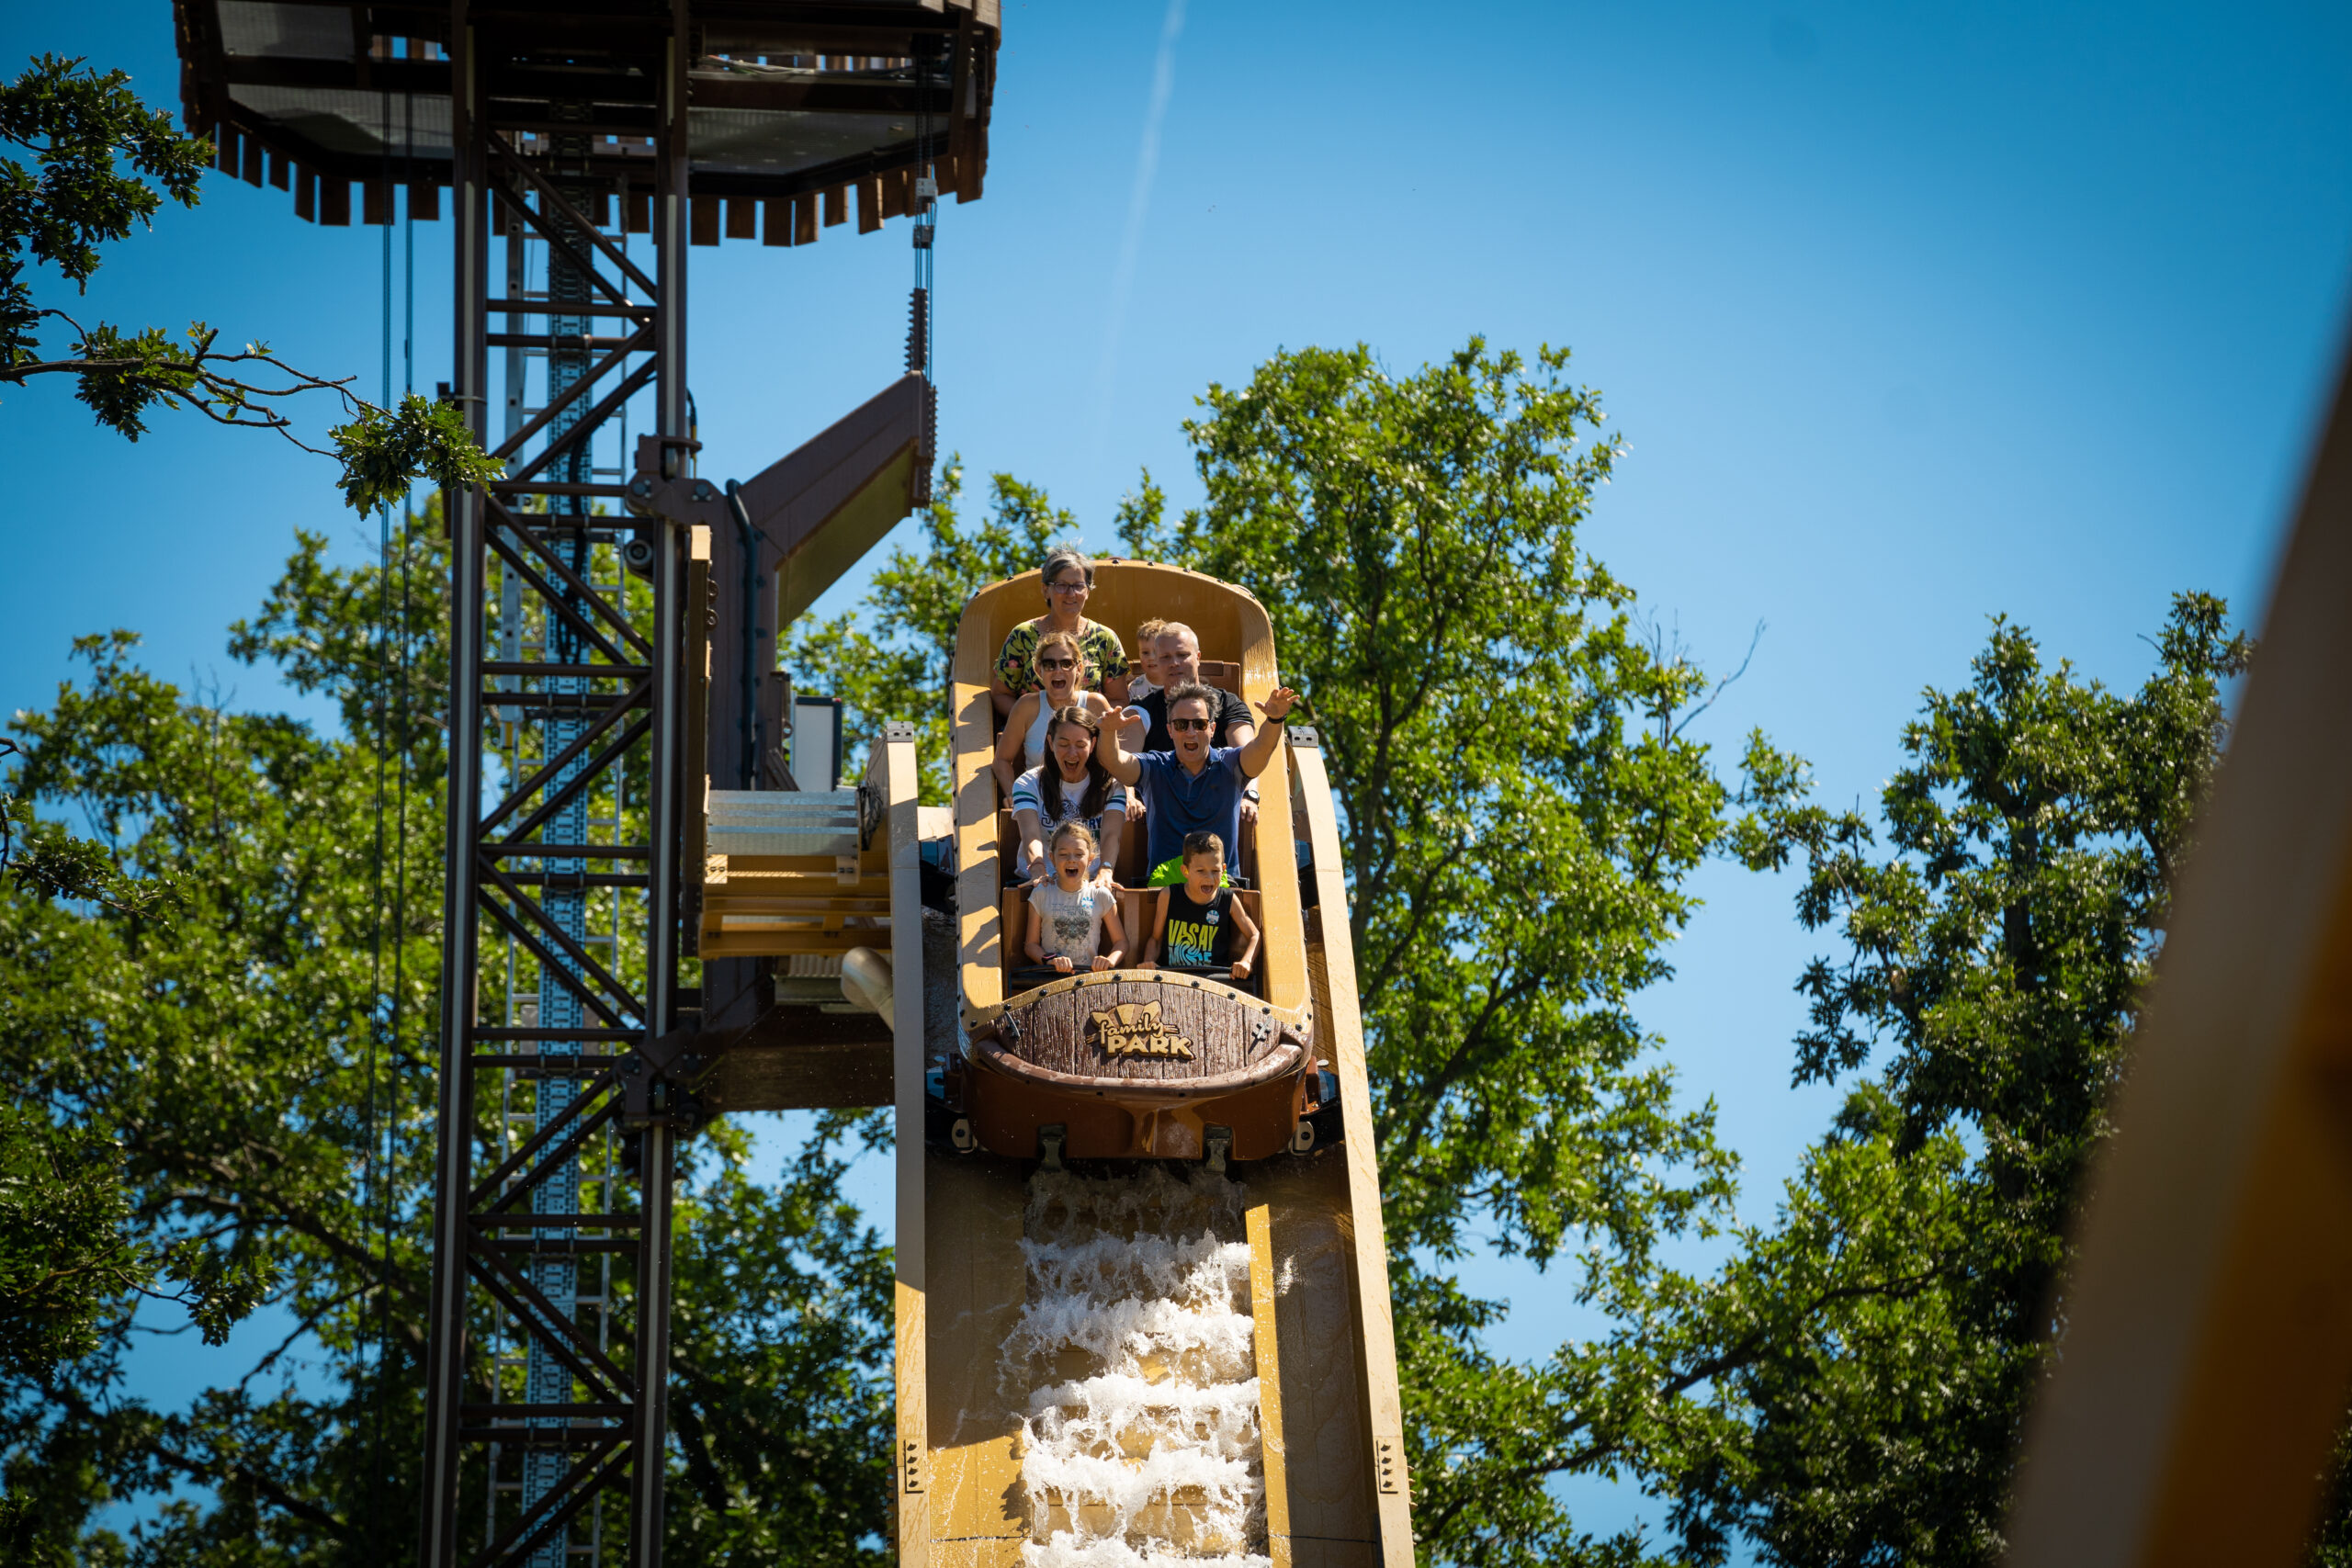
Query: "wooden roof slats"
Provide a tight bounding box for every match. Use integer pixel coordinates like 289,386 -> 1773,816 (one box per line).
169,0 -> 998,238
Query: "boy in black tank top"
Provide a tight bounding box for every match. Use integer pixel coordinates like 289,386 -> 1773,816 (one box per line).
1140,830 -> 1261,979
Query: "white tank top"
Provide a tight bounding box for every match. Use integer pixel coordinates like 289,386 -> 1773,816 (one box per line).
1024,694 -> 1071,768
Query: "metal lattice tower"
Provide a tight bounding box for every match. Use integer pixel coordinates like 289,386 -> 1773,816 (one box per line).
168,5 -> 1001,1563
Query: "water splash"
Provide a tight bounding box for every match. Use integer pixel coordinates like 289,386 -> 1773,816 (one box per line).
1012,1164 -> 1268,1567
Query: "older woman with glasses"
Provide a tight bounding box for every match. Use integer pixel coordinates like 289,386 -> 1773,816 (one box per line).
989,545 -> 1131,717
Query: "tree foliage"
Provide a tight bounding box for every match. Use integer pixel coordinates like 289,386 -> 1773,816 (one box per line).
0,309 -> 2267,1567
1631,593 -> 2252,1564
0,54 -> 500,510
799,339 -> 1795,1564
0,523 -> 892,1563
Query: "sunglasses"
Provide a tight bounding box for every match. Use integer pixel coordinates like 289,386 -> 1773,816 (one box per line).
1168,716 -> 1213,731
1046,579 -> 1088,593
1037,656 -> 1078,671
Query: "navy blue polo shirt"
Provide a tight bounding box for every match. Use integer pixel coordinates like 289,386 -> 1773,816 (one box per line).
1136,747 -> 1247,871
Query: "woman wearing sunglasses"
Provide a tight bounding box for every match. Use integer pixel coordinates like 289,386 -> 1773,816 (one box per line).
992,629 -> 1132,798
989,546 -> 1131,717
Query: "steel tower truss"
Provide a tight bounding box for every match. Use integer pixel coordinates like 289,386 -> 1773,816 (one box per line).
419,14 -> 698,1565
162,3 -> 1002,1563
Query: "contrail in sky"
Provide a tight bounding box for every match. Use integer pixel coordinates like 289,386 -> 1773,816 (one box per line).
1095,0 -> 1187,434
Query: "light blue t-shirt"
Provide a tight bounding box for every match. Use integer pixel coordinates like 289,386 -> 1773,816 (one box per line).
1008,765 -> 1128,877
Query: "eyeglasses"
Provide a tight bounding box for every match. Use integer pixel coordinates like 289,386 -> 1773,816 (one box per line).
1036,656 -> 1078,671
1168,716 -> 1213,731
1046,579 -> 1088,594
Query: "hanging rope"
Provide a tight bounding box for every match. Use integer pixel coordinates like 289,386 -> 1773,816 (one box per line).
360,67 -> 417,1542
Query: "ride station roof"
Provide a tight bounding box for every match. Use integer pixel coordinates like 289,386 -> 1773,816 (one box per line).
169,1 -> 999,240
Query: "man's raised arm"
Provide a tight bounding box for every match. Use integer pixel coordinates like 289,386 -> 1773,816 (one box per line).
1101,705 -> 1148,784
1237,688 -> 1299,779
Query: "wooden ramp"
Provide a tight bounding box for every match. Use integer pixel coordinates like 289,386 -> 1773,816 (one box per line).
882,722 -> 1414,1567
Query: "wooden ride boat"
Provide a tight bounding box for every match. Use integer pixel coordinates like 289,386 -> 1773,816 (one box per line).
940,560 -> 1325,1164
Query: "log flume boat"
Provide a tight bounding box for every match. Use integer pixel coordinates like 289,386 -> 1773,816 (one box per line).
884,560 -> 1415,1567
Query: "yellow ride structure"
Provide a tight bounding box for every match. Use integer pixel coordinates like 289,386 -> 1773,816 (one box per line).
701,559 -> 1413,1564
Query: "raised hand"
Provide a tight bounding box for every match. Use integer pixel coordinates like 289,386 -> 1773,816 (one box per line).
1261,686 -> 1299,720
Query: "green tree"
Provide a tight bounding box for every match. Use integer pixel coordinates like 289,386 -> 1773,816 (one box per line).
0,53 -> 498,513
0,522 -> 893,1564
803,339 -> 1797,1564
1613,594 -> 2250,1564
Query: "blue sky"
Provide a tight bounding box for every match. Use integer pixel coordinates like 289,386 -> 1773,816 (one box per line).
8,0 -> 2351,1552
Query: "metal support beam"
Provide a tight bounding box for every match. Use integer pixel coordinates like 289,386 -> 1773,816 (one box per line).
419,6 -> 695,1562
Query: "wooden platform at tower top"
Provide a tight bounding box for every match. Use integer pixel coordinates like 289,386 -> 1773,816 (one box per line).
169,0 -> 1000,243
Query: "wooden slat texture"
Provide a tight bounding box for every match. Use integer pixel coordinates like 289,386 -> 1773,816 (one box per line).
1292,739 -> 1415,1565
922,1151 -> 1027,1566
2005,344 -> 2352,1563
1005,981 -> 1263,1081
1248,1199 -> 1296,1568
1252,1158 -> 1381,1567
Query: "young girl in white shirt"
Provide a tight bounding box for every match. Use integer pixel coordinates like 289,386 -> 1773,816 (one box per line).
1024,821 -> 1125,975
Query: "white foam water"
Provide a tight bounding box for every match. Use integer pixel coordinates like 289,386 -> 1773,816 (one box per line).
1011,1164 -> 1270,1568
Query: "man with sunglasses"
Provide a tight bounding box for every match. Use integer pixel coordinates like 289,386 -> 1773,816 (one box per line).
1102,680 -> 1298,883
1136,621 -> 1261,825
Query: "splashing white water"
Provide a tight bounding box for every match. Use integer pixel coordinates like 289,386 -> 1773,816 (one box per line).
1012,1164 -> 1268,1568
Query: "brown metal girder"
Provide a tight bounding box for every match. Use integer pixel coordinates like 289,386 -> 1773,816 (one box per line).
475,678 -> 650,836
462,1247 -> 634,1404
489,298 -> 653,320
483,531 -> 637,670
486,333 -> 639,351
481,661 -> 650,678
476,1236 -> 639,1257
468,1435 -> 631,1568
478,861 -> 648,1022
472,1106 -> 630,1227
484,181 -> 641,317
482,498 -> 651,653
489,132 -> 660,298
486,179 -> 646,316
730,373 -> 926,611
457,1427 -> 623,1448
469,1089 -> 620,1208
480,842 -> 650,861
474,897 -> 634,1032
490,327 -> 653,460
503,361 -> 661,486
628,472 -> 729,531
485,715 -> 654,851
